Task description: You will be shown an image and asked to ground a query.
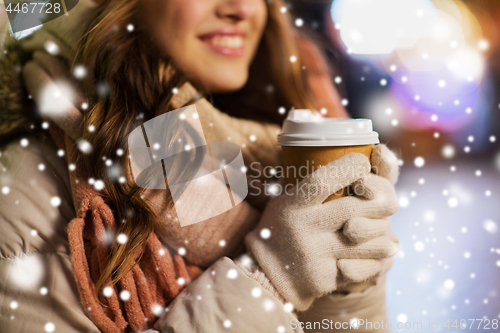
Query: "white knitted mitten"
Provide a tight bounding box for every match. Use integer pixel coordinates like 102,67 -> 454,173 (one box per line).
334,144 -> 401,292
245,152 -> 399,311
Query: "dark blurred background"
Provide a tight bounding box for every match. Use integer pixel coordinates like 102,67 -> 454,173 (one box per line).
290,0 -> 500,331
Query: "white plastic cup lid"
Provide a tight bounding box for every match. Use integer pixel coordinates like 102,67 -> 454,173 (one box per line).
277,109 -> 380,147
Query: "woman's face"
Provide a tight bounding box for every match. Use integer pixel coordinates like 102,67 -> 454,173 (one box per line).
138,0 -> 268,93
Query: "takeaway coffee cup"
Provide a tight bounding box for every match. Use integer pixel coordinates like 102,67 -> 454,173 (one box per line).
278,109 -> 380,202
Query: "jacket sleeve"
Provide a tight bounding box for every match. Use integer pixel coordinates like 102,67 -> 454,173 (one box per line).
0,253 -> 101,332
154,257 -> 304,333
296,275 -> 390,333
0,136 -> 100,333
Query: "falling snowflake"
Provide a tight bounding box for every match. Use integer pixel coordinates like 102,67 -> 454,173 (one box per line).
447,197 -> 458,208
44,41 -> 59,55
251,287 -> 262,298
442,145 -> 455,159
483,219 -> 498,234
444,279 -> 455,290
226,269 -> 238,279
44,322 -> 55,333
2,186 -> 10,195
398,313 -> 408,323
423,210 -> 436,222
263,298 -> 276,311
284,302 -> 294,312
39,82 -> 76,117
73,65 -> 87,79
478,39 -> 490,51
399,196 -> 410,208
414,241 -> 425,252
223,320 -> 232,328
414,157 -> 425,168
103,287 -> 113,297
77,139 -> 93,154
152,304 -> 164,316
50,196 -> 61,207
120,290 -> 131,301
116,233 -> 128,244
260,228 -> 271,239
350,318 -> 361,328
94,180 -> 105,191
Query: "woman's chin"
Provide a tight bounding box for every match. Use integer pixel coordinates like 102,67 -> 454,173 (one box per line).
189,71 -> 248,94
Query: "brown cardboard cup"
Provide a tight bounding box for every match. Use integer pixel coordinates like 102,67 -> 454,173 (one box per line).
278,110 -> 379,202
282,145 -> 373,202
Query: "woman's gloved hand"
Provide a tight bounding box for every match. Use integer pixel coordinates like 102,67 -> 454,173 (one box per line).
334,144 -> 401,293
245,149 -> 400,311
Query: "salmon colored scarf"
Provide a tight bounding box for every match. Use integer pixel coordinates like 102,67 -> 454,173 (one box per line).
18,0 -> 347,331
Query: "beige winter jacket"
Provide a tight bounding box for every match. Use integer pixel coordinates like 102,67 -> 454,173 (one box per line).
0,134 -> 389,333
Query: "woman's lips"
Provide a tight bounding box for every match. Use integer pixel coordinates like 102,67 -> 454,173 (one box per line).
198,30 -> 245,57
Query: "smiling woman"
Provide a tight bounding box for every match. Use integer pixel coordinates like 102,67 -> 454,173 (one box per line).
0,0 -> 400,332
137,0 -> 267,92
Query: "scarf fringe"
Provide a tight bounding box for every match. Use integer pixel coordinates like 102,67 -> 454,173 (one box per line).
67,196 -> 201,332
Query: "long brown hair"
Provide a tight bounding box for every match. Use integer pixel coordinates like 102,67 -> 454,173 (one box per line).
6,0 -> 335,302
